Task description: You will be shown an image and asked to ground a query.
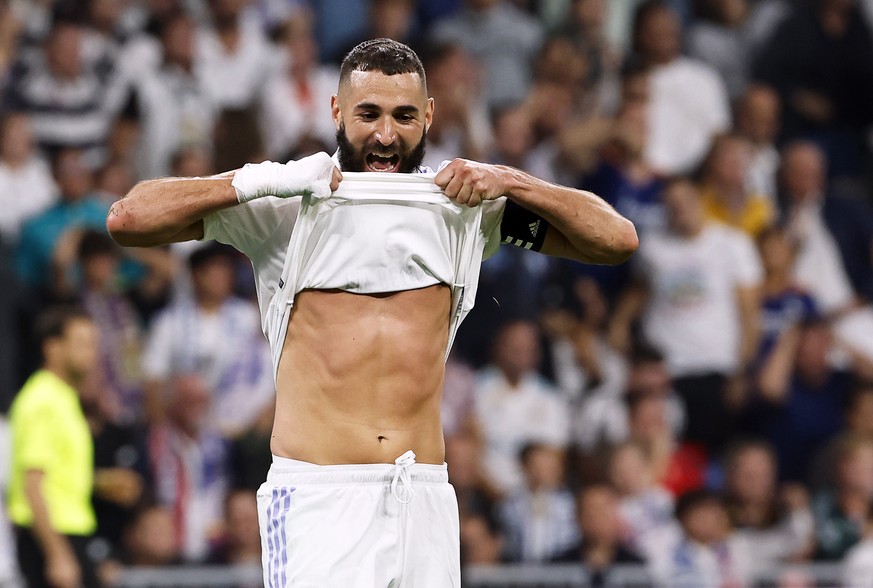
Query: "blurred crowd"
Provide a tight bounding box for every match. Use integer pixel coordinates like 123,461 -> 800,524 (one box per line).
1,0 -> 873,586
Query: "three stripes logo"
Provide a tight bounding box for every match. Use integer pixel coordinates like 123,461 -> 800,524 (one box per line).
528,220 -> 540,238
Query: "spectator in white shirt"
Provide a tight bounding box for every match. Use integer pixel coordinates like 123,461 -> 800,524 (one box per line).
608,440 -> 675,560
474,320 -> 571,495
630,0 -> 731,175
843,500 -> 873,588
0,112 -> 56,245
610,177 -> 763,454
735,84 -> 781,201
259,9 -> 338,161
141,243 -> 274,437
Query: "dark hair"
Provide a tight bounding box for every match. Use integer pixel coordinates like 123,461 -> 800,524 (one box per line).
33,305 -> 90,349
188,243 -> 236,272
339,38 -> 426,89
77,229 -> 117,262
631,0 -> 671,54
674,489 -> 723,522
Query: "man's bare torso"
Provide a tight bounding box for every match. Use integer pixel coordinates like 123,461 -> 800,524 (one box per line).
272,284 -> 451,465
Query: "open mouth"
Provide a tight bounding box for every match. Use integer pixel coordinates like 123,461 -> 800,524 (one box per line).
365,153 -> 400,172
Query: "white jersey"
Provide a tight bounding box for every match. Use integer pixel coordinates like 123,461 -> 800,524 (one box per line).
204,168 -> 506,378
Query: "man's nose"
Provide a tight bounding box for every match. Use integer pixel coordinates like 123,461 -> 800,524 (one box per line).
374,118 -> 397,145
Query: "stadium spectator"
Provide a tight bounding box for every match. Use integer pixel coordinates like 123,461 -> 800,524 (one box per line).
145,373 -> 229,562
430,0 -> 544,109
5,18 -> 123,163
16,147 -> 108,294
0,415 -> 18,585
259,9 -> 338,161
499,443 -> 579,562
753,0 -> 873,177
609,177 -> 762,454
552,484 -> 645,587
608,440 -> 675,560
140,243 -> 274,435
722,439 -> 815,565
630,0 -> 731,175
121,505 -> 182,566
699,133 -> 775,238
208,490 -> 260,566
734,83 -> 781,200
133,11 -> 217,180
474,320 -> 571,495
0,112 -> 56,245
843,499 -> 873,588
811,433 -> 873,560
653,489 -> 753,587
460,510 -> 505,568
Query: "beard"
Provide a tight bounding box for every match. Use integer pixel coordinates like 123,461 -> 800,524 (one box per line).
335,123 -> 427,173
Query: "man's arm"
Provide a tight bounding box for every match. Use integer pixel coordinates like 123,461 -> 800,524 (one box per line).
106,153 -> 340,248
106,173 -> 238,247
23,470 -> 80,588
434,159 -> 638,264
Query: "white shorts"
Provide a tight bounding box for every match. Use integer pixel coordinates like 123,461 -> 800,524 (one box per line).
256,451 -> 461,587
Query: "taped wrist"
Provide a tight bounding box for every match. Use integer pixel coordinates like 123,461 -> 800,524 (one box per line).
232,152 -> 334,203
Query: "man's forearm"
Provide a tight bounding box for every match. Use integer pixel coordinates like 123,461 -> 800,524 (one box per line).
107,173 -> 239,248
24,471 -> 73,560
499,166 -> 638,264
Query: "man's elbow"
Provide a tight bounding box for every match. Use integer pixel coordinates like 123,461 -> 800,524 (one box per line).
106,201 -> 137,247
607,220 -> 639,264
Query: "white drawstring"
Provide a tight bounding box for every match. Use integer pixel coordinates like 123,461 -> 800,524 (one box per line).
391,450 -> 416,504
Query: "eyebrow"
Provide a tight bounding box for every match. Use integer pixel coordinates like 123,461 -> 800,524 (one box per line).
354,102 -> 420,115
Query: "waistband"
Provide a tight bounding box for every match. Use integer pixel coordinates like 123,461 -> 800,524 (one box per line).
266,453 -> 448,487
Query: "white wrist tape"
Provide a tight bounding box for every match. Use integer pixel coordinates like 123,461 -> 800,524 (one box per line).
232,151 -> 335,203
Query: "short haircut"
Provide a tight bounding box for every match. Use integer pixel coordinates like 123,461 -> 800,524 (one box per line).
33,305 -> 90,349
339,38 -> 426,89
187,242 -> 236,272
77,229 -> 117,262
674,489 -> 723,522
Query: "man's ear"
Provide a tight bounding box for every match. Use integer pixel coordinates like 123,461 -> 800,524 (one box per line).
331,95 -> 342,130
425,97 -> 434,133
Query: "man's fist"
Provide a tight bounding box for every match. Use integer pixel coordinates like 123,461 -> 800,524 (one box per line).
435,159 -> 512,207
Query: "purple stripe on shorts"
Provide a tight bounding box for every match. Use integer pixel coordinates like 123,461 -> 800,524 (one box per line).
281,489 -> 292,587
264,488 -> 277,588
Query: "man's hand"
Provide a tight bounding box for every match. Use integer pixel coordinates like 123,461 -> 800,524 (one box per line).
435,159 -> 514,207
232,152 -> 341,203
46,545 -> 80,588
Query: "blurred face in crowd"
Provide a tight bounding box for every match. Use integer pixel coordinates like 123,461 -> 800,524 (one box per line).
163,14 -> 195,70
493,106 -> 534,165
572,0 -> 606,32
794,322 -> 832,385
577,485 -> 620,544
54,149 -> 94,202
628,394 -> 670,441
460,515 -> 503,565
737,85 -> 780,146
681,498 -> 731,544
89,0 -> 126,33
609,443 -> 651,497
522,445 -> 565,491
493,321 -> 541,385
225,491 -> 261,557
636,6 -> 681,65
171,147 -> 214,178
664,179 -> 705,237
706,135 -> 752,193
125,506 -> 179,566
727,446 -> 776,505
445,433 -> 482,489
612,102 -> 648,161
626,358 -> 671,397
758,228 -> 795,276
781,143 -> 826,203
371,0 -> 415,39
332,71 -> 432,173
45,317 -> 100,386
0,113 -> 35,163
47,24 -> 83,80
191,254 -> 235,305
283,12 -> 318,74
208,0 -> 248,25
82,250 -> 120,291
167,373 -> 211,436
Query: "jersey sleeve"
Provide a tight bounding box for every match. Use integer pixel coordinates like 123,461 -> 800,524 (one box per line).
13,399 -> 57,472
203,196 -> 300,259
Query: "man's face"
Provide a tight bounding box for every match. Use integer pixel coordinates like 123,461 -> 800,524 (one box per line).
332,70 -> 433,173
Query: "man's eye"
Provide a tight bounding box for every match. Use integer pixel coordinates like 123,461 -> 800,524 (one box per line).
360,112 -> 377,120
